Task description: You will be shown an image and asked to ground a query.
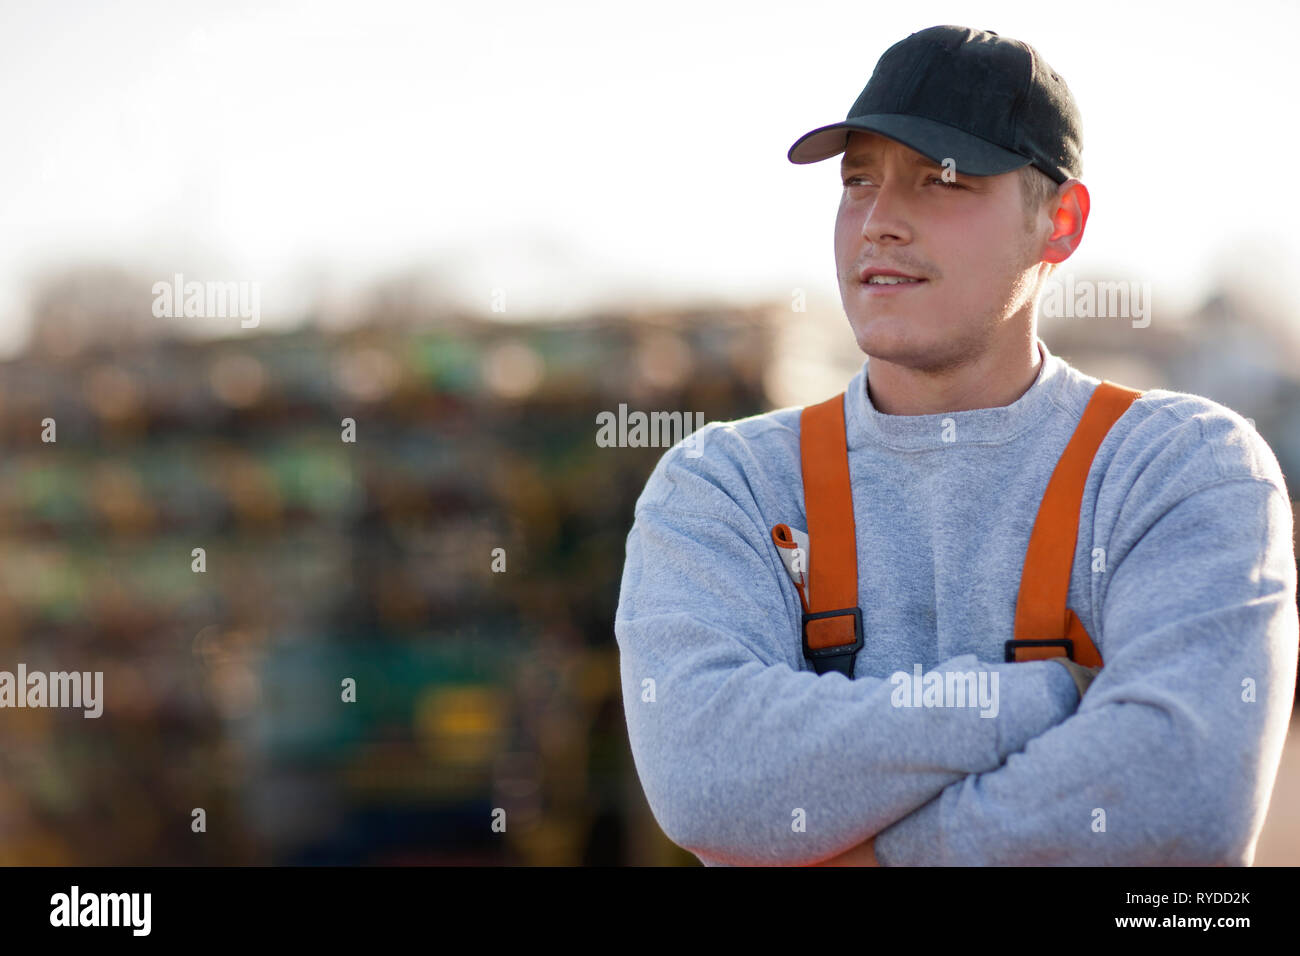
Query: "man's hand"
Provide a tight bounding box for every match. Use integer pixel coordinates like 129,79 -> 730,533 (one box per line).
807,836 -> 879,866
1053,658 -> 1102,701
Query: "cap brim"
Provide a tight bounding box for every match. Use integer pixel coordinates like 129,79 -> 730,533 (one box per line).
787,113 -> 1032,176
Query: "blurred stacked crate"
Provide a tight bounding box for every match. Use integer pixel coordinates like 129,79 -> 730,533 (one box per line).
0,279 -> 776,864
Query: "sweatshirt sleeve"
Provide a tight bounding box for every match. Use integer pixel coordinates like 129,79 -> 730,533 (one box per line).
872,474 -> 1299,866
615,438 -> 1080,866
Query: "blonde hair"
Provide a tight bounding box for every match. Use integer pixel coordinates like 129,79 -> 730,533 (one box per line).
1019,164 -> 1060,225
1020,165 -> 1065,279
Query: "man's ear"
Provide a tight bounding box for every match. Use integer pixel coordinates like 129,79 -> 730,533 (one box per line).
1041,179 -> 1089,265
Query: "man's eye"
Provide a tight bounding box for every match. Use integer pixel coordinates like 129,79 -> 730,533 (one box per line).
842,176 -> 963,189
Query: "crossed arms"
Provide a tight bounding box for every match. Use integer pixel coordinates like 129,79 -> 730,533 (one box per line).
615,472 -> 1298,865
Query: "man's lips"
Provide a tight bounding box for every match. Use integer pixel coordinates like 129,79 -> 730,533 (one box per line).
858,267 -> 927,283
858,280 -> 926,295
857,269 -> 929,295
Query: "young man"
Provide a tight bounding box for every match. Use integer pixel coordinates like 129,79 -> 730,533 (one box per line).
613,25 -> 1298,866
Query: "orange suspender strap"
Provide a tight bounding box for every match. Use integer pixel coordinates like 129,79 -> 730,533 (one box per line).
1007,381 -> 1144,666
797,392 -> 863,677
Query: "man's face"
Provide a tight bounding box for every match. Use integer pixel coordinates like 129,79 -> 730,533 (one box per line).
834,130 -> 1047,372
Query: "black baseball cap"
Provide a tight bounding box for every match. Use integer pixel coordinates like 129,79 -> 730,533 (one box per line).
787,25 -> 1082,185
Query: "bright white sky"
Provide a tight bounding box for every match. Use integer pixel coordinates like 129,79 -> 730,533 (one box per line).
0,0 -> 1296,357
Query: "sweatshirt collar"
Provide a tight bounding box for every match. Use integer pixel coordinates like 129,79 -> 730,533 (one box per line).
844,337 -> 1065,451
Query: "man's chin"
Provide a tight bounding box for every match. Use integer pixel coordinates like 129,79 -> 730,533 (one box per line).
847,314 -> 927,356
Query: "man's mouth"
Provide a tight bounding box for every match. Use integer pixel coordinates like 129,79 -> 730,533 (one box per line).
863,275 -> 925,285
858,267 -> 928,286
858,274 -> 928,294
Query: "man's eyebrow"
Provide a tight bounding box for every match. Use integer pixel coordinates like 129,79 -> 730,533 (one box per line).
840,152 -> 945,171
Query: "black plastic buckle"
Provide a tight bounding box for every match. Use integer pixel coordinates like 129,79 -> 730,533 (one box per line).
802,606 -> 864,677
1004,638 -> 1074,663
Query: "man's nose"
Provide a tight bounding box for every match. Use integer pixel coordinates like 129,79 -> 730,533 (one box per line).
861,180 -> 911,245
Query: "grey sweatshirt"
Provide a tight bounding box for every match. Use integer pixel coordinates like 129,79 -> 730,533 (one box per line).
614,336 -> 1298,865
